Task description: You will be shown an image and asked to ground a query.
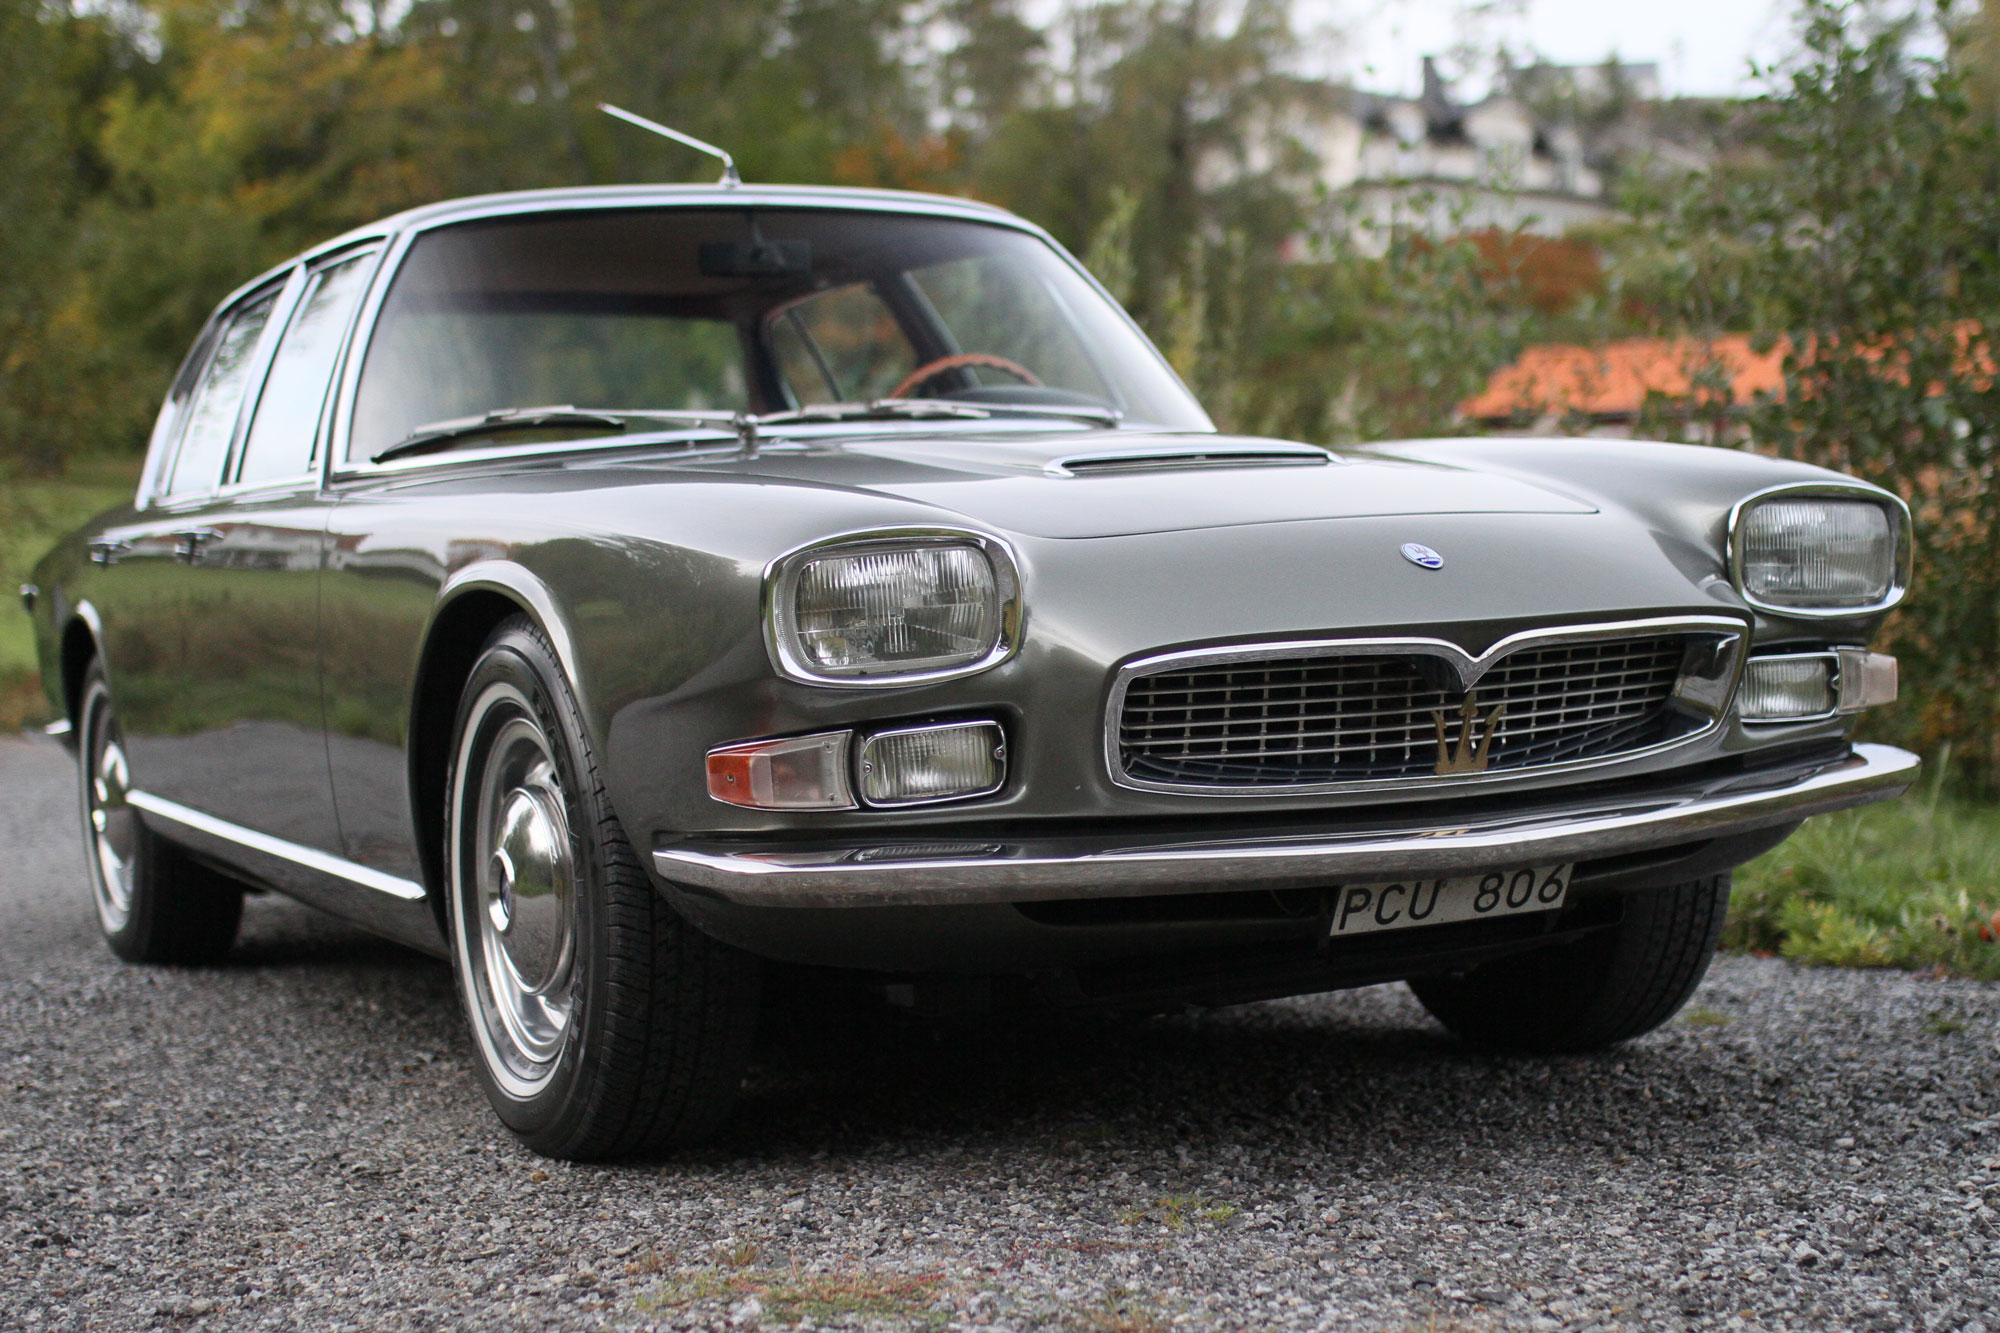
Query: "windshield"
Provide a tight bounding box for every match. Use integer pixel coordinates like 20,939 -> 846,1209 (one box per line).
350,206 -> 1210,460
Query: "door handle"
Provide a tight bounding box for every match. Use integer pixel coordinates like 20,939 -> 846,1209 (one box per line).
88,538 -> 133,566
172,528 -> 220,564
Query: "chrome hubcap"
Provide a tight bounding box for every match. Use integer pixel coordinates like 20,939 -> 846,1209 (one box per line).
84,699 -> 137,932
452,686 -> 578,1099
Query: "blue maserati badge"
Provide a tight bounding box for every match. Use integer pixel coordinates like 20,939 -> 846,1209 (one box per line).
1400,542 -> 1444,570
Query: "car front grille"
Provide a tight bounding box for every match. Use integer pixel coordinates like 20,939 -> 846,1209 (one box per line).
1116,634 -> 1702,789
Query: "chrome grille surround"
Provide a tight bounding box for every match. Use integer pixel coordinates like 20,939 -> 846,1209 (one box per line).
1106,616 -> 1747,797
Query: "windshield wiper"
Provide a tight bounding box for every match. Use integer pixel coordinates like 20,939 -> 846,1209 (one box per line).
753,397 -> 1120,432
371,406 -> 737,463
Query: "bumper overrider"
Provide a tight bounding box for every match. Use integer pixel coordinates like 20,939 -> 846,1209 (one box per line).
654,742 -> 1919,909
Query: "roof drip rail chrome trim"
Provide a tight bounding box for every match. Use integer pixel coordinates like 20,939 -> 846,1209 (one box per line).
126,790 -> 427,901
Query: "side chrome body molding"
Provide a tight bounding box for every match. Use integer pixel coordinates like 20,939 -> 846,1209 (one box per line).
652,742 -> 1919,909
127,790 -> 427,901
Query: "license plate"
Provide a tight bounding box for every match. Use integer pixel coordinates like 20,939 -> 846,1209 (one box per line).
1329,864 -> 1572,937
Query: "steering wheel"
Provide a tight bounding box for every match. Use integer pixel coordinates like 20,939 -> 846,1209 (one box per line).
889,353 -> 1042,400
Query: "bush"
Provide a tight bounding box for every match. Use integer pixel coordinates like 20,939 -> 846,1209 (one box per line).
1726,759 -> 2000,980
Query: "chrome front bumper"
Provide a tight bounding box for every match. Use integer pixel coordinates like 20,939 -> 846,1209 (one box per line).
652,743 -> 1919,908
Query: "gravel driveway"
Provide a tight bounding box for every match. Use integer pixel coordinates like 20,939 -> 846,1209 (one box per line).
3,734 -> 1996,1331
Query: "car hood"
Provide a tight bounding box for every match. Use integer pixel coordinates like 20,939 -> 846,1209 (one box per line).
728,430 -> 1594,538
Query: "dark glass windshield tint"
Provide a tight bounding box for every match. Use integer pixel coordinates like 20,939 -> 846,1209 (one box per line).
350,207 -> 1207,459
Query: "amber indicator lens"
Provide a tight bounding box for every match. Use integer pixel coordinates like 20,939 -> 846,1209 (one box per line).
1740,500 -> 1894,608
857,721 -> 1006,806
705,731 -> 855,809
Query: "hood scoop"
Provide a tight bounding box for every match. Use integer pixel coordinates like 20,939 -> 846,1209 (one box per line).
1048,444 -> 1334,477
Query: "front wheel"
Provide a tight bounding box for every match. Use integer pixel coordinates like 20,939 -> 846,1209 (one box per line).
77,661 -> 243,964
1408,873 -> 1733,1052
445,616 -> 759,1160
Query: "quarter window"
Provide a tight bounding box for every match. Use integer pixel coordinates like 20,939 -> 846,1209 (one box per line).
237,254 -> 373,486
164,289 -> 280,498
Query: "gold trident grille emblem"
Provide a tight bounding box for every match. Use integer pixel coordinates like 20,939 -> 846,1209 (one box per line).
1431,694 -> 1505,775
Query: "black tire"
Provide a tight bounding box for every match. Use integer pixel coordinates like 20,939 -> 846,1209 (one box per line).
1408,873 -> 1732,1052
443,615 -> 759,1160
76,661 -> 243,964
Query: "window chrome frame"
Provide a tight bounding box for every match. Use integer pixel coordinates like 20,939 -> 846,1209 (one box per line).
1726,481 -> 1913,619
762,526 -> 1025,688
218,242 -> 387,501
1104,614 -> 1750,798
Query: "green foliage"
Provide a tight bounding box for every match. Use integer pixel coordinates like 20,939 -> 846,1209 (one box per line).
0,460 -> 140,727
1726,764 -> 2000,979
9,0 -> 2000,792
1628,2 -> 2000,783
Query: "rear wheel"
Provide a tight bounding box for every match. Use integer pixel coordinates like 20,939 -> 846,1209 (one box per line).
445,616 -> 759,1160
1408,873 -> 1732,1052
77,661 -> 243,963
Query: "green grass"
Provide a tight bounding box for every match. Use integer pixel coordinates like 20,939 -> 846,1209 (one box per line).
0,460 -> 141,727
1726,765 -> 2000,981
634,1264 -> 949,1326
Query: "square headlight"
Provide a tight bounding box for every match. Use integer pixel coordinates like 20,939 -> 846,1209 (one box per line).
1732,488 -> 1907,614
766,531 -> 1021,684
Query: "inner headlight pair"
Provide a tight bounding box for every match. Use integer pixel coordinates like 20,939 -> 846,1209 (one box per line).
766,530 -> 1022,685
1731,485 -> 1910,615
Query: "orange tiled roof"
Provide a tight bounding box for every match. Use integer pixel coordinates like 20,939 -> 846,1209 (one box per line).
1460,334 -> 1788,422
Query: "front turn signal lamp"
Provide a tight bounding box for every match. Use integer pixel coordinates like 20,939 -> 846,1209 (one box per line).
1739,649 -> 1899,723
707,720 -> 1009,810
706,731 -> 854,810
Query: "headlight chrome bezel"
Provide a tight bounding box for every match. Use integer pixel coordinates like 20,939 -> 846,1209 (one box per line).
1727,481 -> 1912,618
763,527 -> 1024,687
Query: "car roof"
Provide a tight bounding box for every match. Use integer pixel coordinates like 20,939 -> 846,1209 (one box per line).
317,183 -> 1033,261
222,183 -> 1048,316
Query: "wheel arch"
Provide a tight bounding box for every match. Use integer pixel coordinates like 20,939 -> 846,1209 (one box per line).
406,565 -> 589,933
59,600 -> 106,726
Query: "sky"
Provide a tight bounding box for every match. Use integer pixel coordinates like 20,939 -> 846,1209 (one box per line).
1296,0 -> 1799,98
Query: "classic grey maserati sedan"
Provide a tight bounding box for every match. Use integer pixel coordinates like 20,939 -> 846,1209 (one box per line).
27,184 -> 1918,1160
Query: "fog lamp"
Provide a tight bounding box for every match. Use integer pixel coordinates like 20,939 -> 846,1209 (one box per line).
706,731 -> 854,809
1744,652 -> 1832,720
1739,655 -> 1836,722
857,721 -> 1007,807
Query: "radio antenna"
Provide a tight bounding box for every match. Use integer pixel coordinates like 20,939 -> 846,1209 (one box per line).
598,103 -> 740,187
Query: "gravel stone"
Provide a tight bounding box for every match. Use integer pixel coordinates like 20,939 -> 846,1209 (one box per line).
3,734 -> 1997,1330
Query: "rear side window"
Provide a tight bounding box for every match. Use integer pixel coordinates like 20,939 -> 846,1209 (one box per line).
164,289 -> 280,498
237,254 -> 373,486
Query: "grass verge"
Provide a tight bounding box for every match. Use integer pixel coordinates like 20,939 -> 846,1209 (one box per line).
1726,760 -> 2000,981
0,460 -> 141,730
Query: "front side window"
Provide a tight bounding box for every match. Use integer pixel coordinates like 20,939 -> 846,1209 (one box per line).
165,289 -> 280,498
771,284 -> 916,403
236,253 -> 374,487
348,207 -> 1208,461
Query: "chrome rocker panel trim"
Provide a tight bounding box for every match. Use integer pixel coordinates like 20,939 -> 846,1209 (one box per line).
127,790 -> 428,900
652,742 -> 1918,908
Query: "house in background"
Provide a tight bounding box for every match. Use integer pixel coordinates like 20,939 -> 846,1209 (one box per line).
1459,334 -> 1788,441
1208,58 -> 1730,254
